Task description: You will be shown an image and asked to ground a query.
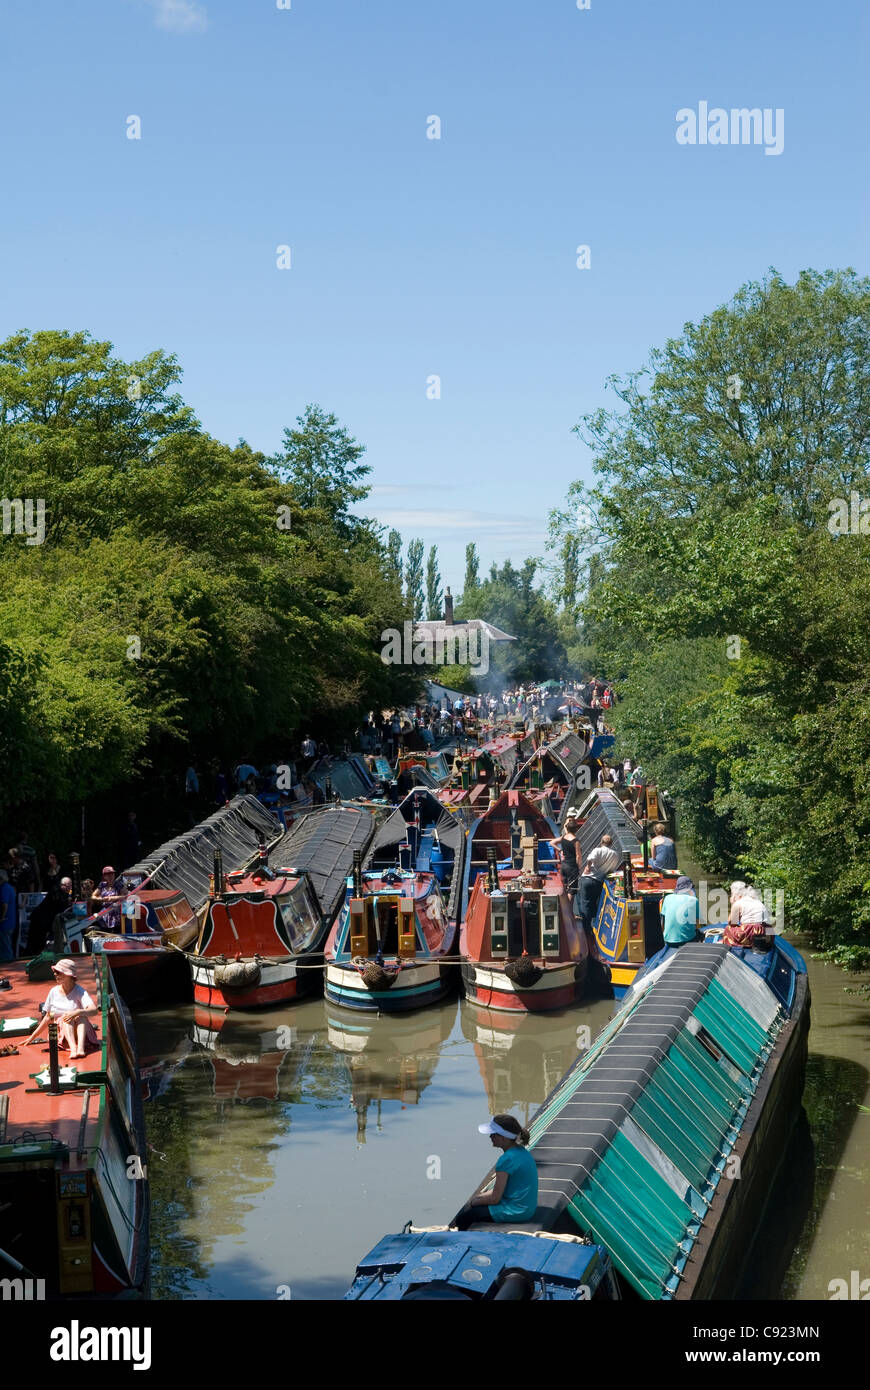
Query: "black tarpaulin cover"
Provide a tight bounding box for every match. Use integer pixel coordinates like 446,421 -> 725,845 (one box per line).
576,791 -> 642,860
123,795 -> 280,909
269,803 -> 377,922
368,790 -> 466,919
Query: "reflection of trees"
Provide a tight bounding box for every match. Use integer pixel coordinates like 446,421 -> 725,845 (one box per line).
146,1035 -> 331,1298
781,1052 -> 869,1297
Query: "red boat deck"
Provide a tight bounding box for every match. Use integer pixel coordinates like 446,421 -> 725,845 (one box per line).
0,959 -> 104,1153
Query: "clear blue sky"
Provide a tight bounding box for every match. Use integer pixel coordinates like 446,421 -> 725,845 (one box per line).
3,0 -> 867,594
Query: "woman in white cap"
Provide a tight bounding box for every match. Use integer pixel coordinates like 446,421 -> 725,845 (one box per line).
25,959 -> 99,1059
453,1114 -> 538,1231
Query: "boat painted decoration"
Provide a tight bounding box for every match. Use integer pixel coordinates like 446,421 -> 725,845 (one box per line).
564,788 -> 680,997
324,790 -> 465,1013
0,956 -> 149,1298
459,790 -> 589,1013
188,803 -> 376,1013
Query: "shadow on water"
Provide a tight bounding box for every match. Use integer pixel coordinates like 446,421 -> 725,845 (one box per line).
780,1052 -> 870,1298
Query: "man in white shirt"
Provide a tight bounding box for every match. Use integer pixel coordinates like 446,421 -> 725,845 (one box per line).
585,835 -> 622,881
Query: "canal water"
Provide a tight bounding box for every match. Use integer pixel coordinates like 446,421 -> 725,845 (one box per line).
135,938 -> 870,1302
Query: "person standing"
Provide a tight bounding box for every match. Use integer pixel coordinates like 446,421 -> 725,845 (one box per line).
90,866 -> 125,930
26,875 -> 71,955
18,832 -> 41,890
0,869 -> 17,962
550,817 -> 581,897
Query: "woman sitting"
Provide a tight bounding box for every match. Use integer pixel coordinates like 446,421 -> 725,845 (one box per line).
453,1115 -> 538,1230
649,822 -> 678,871
25,958 -> 100,1060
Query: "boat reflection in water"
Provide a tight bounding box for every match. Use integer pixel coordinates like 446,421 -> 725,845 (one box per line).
190,1006 -> 320,1104
327,999 -> 458,1141
460,997 -> 615,1123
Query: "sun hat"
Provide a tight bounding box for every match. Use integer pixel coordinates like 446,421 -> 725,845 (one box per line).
102,865 -> 115,876
52,958 -> 78,978
675,876 -> 695,893
478,1118 -> 519,1140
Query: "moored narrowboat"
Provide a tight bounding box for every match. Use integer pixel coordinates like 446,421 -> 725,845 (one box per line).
188,803 -> 376,1012
324,790 -> 465,1012
347,936 -> 809,1301
0,956 -> 149,1298
459,790 -> 589,1012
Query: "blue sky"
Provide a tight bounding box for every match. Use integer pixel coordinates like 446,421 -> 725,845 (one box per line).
3,0 -> 868,593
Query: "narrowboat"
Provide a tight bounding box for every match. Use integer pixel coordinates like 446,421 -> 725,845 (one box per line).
59,796 -> 281,1005
0,956 -> 149,1298
571,789 -> 680,996
324,789 -> 465,1012
509,728 -> 596,821
187,803 -> 376,1012
346,936 -> 809,1301
459,789 -> 589,1012
345,1227 -> 618,1300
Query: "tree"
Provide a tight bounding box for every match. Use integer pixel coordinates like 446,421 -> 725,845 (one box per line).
425,545 -> 443,619
386,530 -> 403,586
272,403 -> 370,536
463,542 -> 480,600
551,267 -> 870,975
405,539 -> 425,621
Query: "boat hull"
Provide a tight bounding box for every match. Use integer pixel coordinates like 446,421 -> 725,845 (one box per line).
190,956 -> 308,1011
325,960 -> 455,1012
461,959 -> 586,1013
673,968 -> 811,1300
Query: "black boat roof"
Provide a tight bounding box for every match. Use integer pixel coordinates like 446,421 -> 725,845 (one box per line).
574,788 -> 642,859
369,789 -> 467,919
123,795 -> 280,909
270,803 -> 377,921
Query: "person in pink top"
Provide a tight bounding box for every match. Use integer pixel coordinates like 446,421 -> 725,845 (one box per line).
25,958 -> 100,1059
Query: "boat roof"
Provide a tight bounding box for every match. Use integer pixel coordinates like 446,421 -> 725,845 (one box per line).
0,958 -> 109,1165
269,803 -> 377,921
574,789 -> 642,859
371,790 -> 465,858
123,795 -> 279,908
309,756 -> 373,800
523,943 -> 792,1299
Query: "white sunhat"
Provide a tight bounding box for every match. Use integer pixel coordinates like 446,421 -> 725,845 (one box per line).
478,1118 -> 520,1140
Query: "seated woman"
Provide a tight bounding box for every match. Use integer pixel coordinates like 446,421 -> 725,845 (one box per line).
453,1114 -> 538,1230
649,822 -> 678,871
25,958 -> 100,1060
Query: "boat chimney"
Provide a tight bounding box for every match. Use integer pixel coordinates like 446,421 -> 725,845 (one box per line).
213,848 -> 226,896
622,850 -> 634,900
70,852 -> 82,902
443,588 -> 454,625
532,834 -> 539,875
47,1020 -> 61,1094
486,846 -> 499,892
399,841 -> 412,873
641,819 -> 649,870
352,850 -> 363,898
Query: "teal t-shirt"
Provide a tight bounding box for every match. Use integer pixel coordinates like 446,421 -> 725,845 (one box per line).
490,1145 -> 539,1222
662,890 -> 699,944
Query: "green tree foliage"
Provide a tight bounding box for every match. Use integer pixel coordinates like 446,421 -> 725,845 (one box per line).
405,539 -> 425,621
551,268 -> 870,970
463,542 -> 480,601
425,545 -> 443,619
386,529 -> 403,586
457,558 -> 566,685
0,331 -> 417,851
